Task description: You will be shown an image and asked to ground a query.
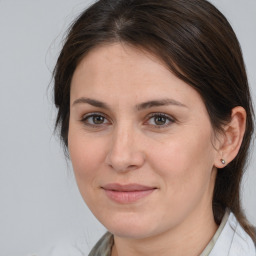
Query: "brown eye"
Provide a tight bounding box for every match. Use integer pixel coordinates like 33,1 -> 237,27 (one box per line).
81,113 -> 109,126
154,116 -> 168,125
146,113 -> 174,128
92,115 -> 105,124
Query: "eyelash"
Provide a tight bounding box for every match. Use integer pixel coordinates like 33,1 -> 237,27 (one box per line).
80,112 -> 110,129
80,112 -> 175,129
146,113 -> 175,129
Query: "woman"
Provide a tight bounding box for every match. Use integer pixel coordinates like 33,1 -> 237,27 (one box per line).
53,0 -> 256,255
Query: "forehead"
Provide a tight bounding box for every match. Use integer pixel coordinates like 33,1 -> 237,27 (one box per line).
72,43 -> 176,89
73,42 -> 167,81
70,43 -> 205,111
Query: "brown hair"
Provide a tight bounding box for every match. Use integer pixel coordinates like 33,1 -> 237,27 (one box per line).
54,0 -> 255,240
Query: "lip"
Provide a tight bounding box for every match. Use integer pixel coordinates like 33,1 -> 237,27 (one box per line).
101,183 -> 157,204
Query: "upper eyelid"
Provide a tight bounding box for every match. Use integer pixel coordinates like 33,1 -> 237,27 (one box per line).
81,112 -> 109,120
81,112 -> 174,119
146,112 -> 174,119
146,112 -> 176,123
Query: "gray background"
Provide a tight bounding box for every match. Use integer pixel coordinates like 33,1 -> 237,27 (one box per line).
0,0 -> 255,255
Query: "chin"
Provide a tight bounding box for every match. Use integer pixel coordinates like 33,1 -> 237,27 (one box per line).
98,211 -> 162,239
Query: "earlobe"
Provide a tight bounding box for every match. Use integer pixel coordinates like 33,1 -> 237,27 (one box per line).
214,106 -> 246,169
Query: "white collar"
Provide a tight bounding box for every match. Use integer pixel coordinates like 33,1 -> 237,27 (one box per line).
207,211 -> 256,256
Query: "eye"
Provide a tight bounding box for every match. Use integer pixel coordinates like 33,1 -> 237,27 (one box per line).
146,113 -> 174,128
81,113 -> 110,127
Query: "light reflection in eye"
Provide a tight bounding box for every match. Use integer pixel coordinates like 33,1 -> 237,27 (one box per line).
81,113 -> 110,127
146,113 -> 175,128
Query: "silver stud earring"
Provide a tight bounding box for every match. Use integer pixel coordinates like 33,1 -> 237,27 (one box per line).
221,159 -> 226,165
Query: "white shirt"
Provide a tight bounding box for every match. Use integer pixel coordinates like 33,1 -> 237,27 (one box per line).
206,211 -> 256,256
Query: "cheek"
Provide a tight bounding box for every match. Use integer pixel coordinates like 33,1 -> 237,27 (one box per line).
145,128 -> 217,221
147,126 -> 216,187
68,130 -> 106,188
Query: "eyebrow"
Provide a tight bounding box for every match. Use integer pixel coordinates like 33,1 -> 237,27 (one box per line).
72,97 -> 110,109
72,97 -> 187,110
136,98 -> 187,111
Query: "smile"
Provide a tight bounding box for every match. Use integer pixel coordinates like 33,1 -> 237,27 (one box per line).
101,183 -> 157,204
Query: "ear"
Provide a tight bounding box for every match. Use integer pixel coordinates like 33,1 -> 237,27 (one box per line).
214,106 -> 246,168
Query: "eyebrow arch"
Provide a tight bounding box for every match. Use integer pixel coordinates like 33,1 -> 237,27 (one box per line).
72,97 -> 111,110
72,97 -> 187,110
136,98 -> 188,111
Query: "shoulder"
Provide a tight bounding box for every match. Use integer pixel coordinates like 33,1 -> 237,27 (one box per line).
210,212 -> 256,256
228,213 -> 256,256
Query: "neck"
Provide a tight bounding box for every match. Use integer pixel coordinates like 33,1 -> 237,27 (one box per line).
111,206 -> 218,256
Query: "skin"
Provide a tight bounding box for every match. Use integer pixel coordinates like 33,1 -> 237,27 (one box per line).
68,43 -> 246,256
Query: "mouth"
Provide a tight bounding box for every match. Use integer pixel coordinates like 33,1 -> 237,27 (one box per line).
101,183 -> 157,204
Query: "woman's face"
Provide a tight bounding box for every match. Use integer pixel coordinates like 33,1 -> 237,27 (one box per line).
69,43 -> 220,239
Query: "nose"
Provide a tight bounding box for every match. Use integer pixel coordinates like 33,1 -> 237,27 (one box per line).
105,125 -> 145,172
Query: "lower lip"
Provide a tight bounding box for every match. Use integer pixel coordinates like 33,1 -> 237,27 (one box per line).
104,189 -> 155,204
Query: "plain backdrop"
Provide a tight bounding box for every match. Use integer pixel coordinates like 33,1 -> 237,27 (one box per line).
0,0 -> 255,255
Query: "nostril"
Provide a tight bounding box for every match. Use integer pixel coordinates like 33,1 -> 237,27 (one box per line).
127,164 -> 137,170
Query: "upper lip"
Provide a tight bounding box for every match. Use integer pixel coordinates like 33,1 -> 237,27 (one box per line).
102,183 -> 156,192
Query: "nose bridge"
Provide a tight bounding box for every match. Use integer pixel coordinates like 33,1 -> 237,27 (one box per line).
115,122 -> 132,149
106,121 -> 144,172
